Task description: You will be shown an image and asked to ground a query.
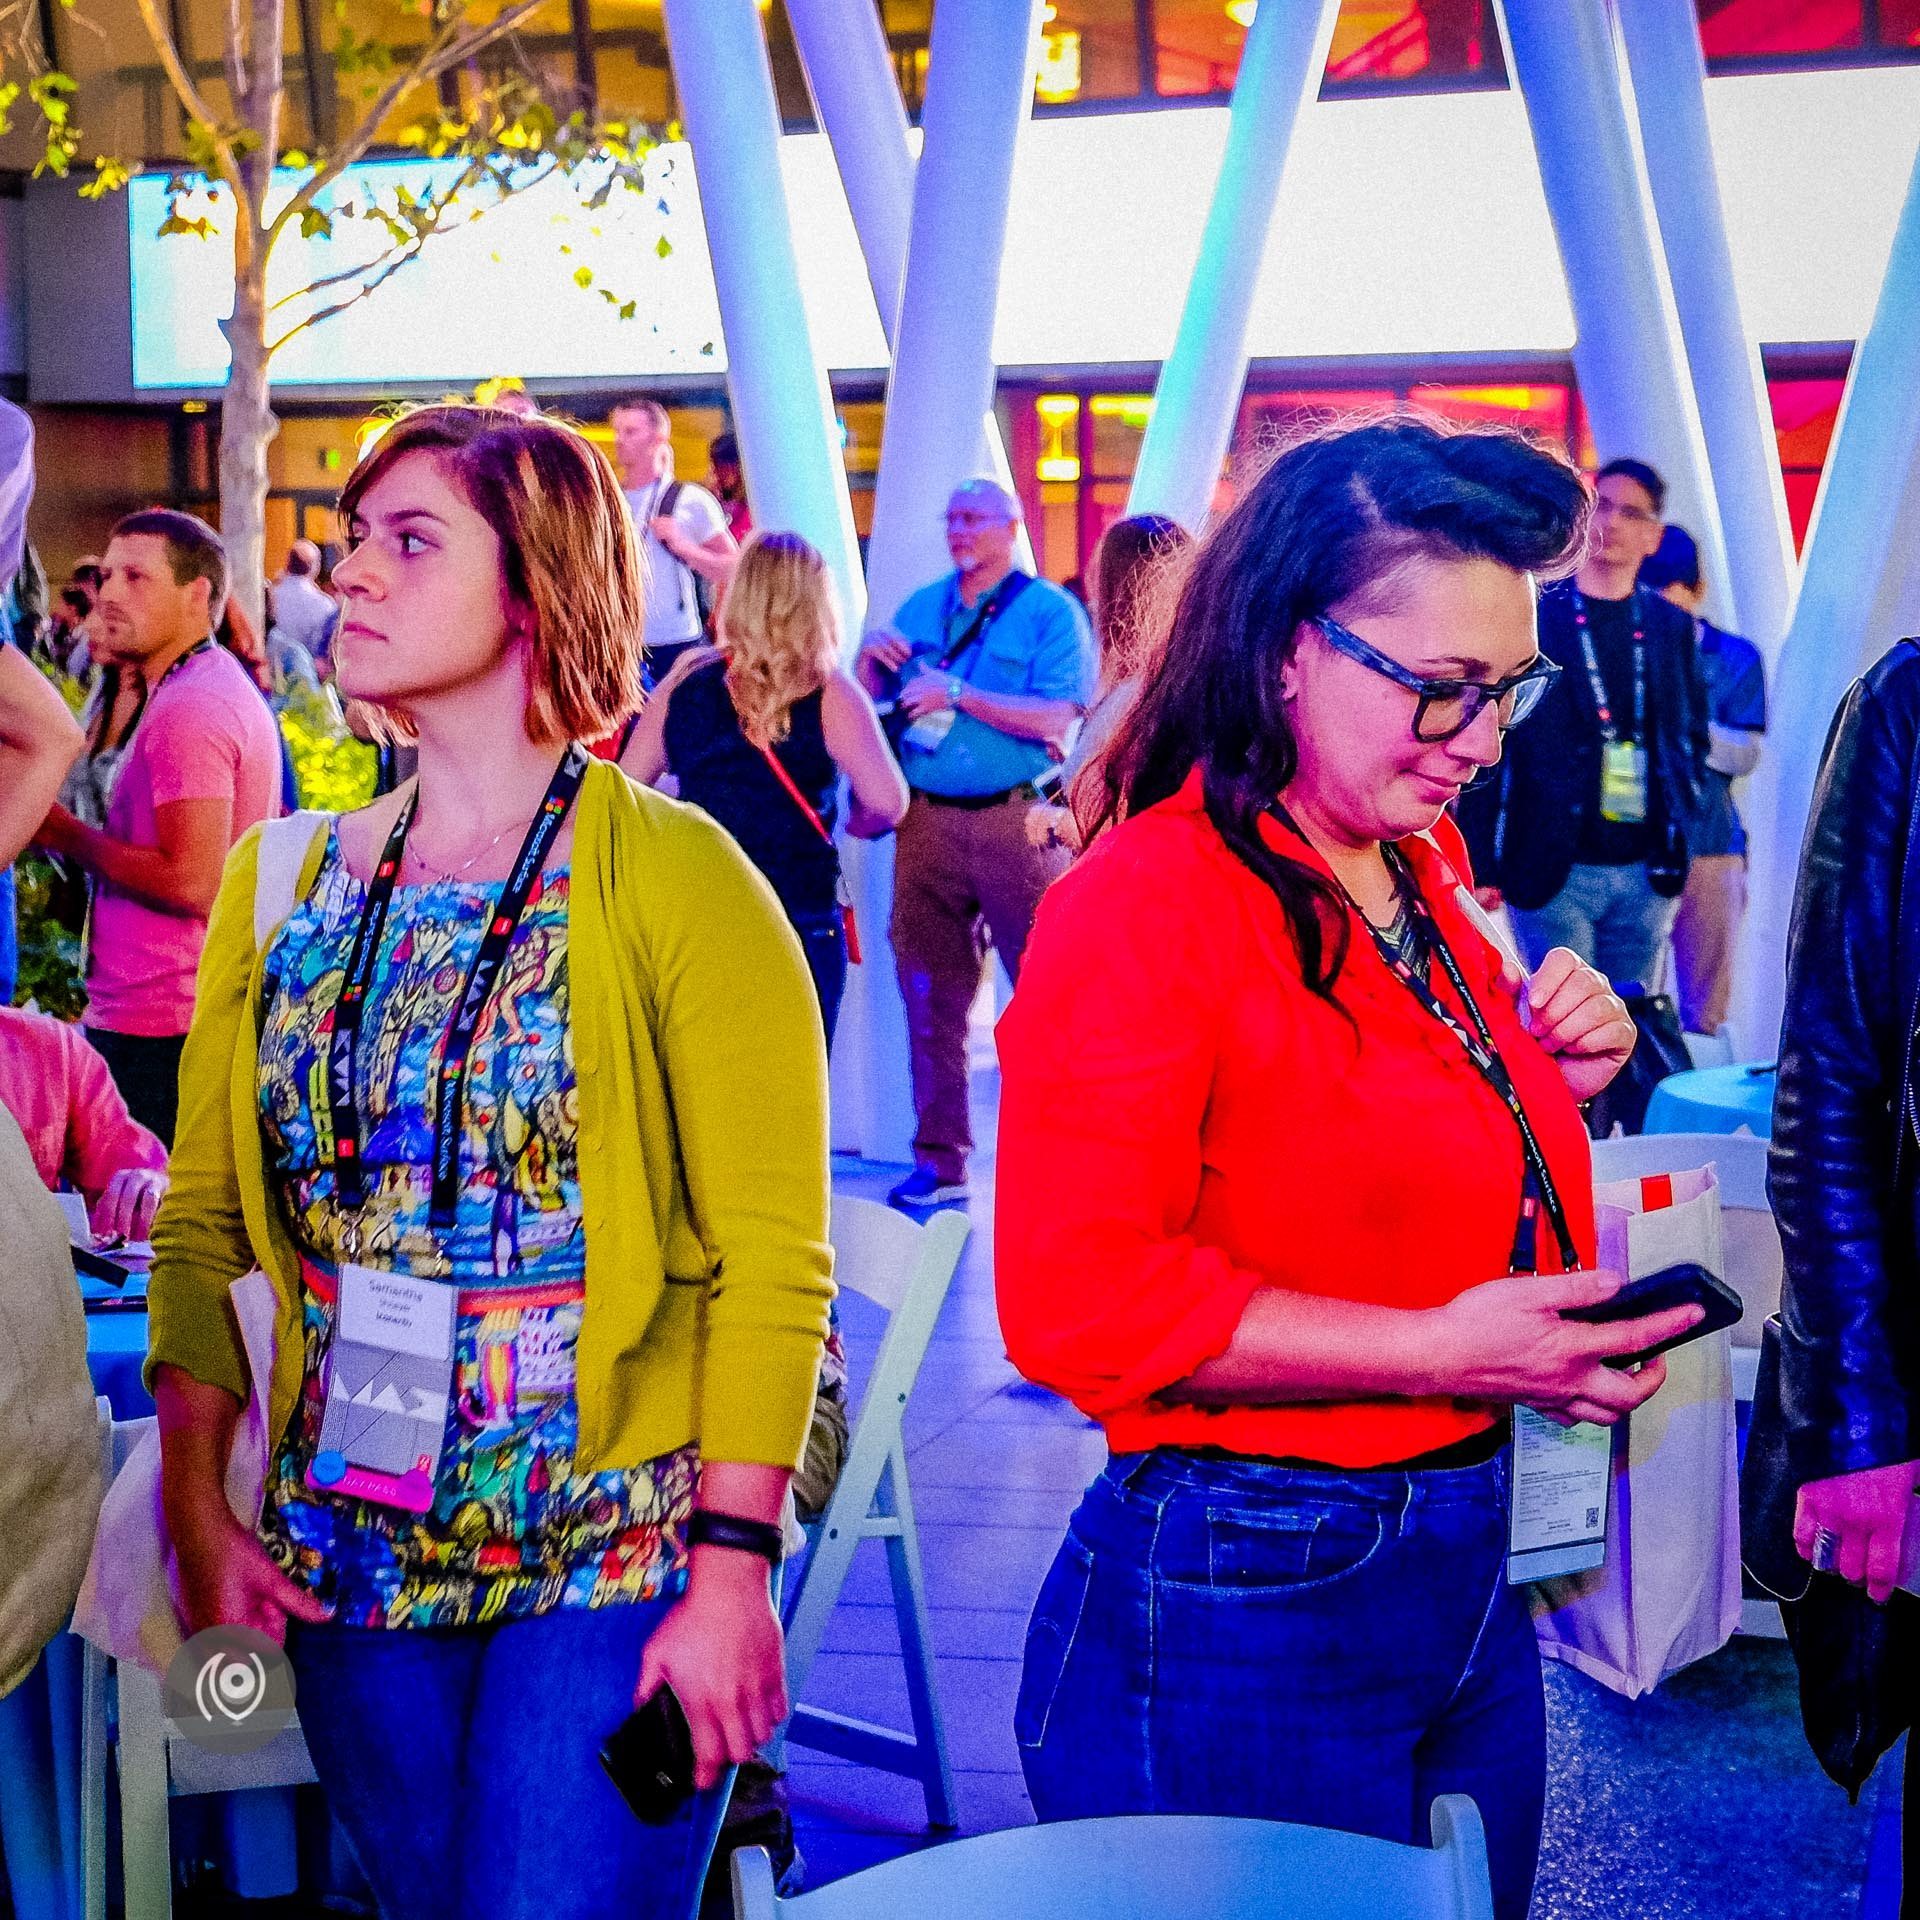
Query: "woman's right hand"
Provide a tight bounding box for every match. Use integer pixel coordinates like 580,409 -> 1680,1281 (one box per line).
169,1493 -> 331,1644
1426,1268 -> 1704,1427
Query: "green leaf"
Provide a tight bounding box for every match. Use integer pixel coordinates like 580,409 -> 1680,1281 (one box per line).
654,233 -> 671,258
572,265 -> 592,288
281,147 -> 310,169
77,156 -> 132,199
299,205 -> 333,239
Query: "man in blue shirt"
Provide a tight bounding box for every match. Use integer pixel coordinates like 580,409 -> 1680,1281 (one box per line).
858,478 -> 1093,1208
1640,525 -> 1767,1035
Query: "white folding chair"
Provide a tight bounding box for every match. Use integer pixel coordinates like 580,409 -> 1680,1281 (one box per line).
1590,1129 -> 1784,1639
1682,1026 -> 1738,1071
778,1196 -> 970,1828
733,1800 -> 1495,1920
81,1412 -> 317,1920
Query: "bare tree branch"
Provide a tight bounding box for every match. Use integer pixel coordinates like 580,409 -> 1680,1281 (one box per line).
267,148 -> 560,352
269,0 -> 548,247
222,0 -> 247,116
128,0 -> 241,191
265,153 -> 494,312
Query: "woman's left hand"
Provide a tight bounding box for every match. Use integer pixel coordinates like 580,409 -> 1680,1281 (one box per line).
635,1546 -> 788,1791
1508,947 -> 1637,1103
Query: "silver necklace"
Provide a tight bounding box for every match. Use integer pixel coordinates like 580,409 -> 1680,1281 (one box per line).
403,817 -> 517,882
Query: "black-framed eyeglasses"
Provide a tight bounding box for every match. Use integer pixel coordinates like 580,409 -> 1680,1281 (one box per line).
1312,614 -> 1560,744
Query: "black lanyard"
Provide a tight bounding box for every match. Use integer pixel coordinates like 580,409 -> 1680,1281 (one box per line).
1572,589 -> 1644,747
932,571 -> 1032,678
325,744 -> 589,1228
1273,805 -> 1580,1276
1372,851 -> 1579,1274
93,637 -> 214,758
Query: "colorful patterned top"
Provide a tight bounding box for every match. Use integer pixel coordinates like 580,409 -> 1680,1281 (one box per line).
255,830 -> 696,1629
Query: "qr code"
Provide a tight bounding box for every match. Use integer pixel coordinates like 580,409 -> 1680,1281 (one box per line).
1586,1506 -> 1601,1528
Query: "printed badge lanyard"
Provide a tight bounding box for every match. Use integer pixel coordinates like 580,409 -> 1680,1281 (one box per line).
927,571 -> 1030,683
758,741 -> 863,966
93,636 -> 215,758
1572,588 -> 1646,750
323,742 -> 590,1230
1272,807 -> 1579,1277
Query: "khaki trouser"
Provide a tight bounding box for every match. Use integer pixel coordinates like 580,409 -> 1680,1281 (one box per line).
891,791 -> 1068,1181
1671,852 -> 1747,1036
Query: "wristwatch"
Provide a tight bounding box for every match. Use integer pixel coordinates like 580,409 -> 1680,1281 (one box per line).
687,1509 -> 784,1565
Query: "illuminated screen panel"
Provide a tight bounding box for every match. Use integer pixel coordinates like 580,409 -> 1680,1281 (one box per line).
127,71 -> 1920,391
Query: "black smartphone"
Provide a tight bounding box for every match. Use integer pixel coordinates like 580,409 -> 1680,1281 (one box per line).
72,1244 -> 140,1288
599,1684 -> 697,1825
1560,1260 -> 1744,1367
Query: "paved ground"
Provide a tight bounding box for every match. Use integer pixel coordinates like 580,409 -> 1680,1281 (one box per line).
791,1056 -> 1900,1916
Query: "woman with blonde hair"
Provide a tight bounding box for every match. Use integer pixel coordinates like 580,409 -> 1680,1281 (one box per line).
622,529 -> 906,1045
149,406 -> 834,1919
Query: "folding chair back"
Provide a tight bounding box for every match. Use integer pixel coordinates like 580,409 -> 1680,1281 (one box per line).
732,1800 -> 1495,1920
778,1196 -> 970,1826
87,1413 -> 316,1920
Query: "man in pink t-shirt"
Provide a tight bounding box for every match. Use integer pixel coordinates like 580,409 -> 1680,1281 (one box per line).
35,510 -> 281,1143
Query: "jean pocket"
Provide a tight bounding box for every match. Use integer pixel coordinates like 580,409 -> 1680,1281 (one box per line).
1014,1533 -> 1095,1752
1171,1501 -> 1387,1596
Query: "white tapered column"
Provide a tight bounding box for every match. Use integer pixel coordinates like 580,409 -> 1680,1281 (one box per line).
1501,0 -> 1730,596
822,0 -> 1042,1166
1732,142 -> 1920,1055
788,0 -> 1034,578
1125,0 -> 1342,532
786,0 -> 913,336
660,0 -> 864,627
1615,0 -> 1794,654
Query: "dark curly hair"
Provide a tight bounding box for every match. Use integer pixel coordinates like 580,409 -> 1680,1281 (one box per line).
1091,416 -> 1589,1003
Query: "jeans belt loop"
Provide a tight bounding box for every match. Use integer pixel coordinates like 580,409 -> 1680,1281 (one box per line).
1109,1450 -> 1165,1494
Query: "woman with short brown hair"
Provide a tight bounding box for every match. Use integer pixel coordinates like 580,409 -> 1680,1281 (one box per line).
150,406 -> 833,1919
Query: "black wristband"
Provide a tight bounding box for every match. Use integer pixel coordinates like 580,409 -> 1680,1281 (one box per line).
687,1510 -> 784,1565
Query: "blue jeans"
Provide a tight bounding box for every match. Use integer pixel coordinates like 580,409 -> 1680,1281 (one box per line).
0,863 -> 14,1002
286,1599 -> 732,1920
1507,860 -> 1677,995
1017,1449 -> 1544,1920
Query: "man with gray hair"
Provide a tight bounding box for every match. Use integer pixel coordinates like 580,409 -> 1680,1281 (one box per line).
858,478 -> 1093,1209
269,537 -> 338,676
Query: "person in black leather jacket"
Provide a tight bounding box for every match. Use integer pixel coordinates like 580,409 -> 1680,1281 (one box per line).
1770,637 -> 1920,1604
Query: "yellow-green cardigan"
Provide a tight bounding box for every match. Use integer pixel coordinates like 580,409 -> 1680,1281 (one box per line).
147,759 -> 835,1476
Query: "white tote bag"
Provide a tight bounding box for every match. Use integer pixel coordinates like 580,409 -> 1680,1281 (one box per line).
1530,1164 -> 1742,1698
70,812 -> 330,1673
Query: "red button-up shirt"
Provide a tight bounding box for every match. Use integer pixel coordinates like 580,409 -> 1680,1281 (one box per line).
994,778 -> 1597,1469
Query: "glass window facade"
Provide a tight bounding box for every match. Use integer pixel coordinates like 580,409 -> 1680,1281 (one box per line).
1769,374 -> 1847,551
62,0 -> 1920,175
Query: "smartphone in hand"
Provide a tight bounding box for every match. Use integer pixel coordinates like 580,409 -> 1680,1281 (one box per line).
600,1684 -> 698,1825
1560,1261 -> 1743,1367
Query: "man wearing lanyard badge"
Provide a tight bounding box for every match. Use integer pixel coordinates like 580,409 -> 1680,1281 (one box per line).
857,478 -> 1093,1211
1457,459 -> 1709,993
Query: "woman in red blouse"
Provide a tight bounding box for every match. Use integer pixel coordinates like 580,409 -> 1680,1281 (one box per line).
995,421 -> 1700,1920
